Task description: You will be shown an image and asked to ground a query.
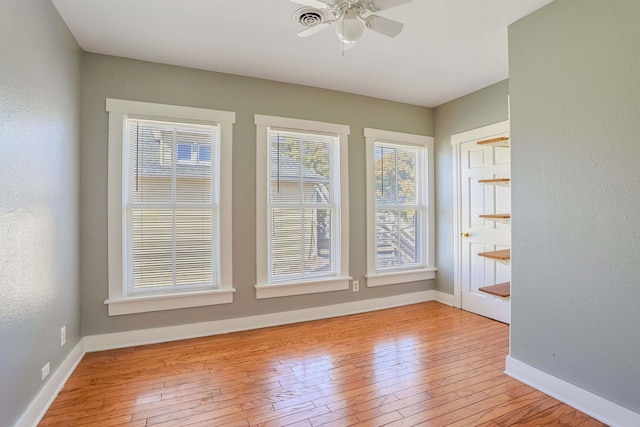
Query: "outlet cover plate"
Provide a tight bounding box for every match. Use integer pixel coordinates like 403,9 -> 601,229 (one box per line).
41,362 -> 50,381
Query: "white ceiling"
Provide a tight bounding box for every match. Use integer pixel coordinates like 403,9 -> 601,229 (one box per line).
51,0 -> 552,107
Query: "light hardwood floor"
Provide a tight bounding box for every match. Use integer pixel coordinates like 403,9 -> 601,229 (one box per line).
40,302 -> 606,426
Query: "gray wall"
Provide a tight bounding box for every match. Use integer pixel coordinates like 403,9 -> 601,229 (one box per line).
80,53 -> 434,335
0,0 -> 82,425
433,80 -> 510,294
509,0 -> 640,412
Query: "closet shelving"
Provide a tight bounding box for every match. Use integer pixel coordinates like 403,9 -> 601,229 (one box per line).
479,282 -> 511,298
478,249 -> 511,265
479,213 -> 511,224
477,136 -> 511,297
477,136 -> 510,148
478,178 -> 510,187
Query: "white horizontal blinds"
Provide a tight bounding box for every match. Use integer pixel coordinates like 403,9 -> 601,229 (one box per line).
268,129 -> 338,282
174,126 -> 215,288
374,142 -> 425,270
126,118 -> 218,293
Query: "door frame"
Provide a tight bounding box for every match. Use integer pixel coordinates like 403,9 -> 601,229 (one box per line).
451,120 -> 510,309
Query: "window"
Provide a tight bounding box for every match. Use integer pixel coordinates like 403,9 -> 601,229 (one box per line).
177,143 -> 192,161
364,128 -> 436,287
106,99 -> 235,315
255,115 -> 351,298
199,144 -> 212,162
177,142 -> 212,164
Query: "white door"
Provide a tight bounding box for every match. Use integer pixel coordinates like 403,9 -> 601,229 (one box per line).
453,122 -> 511,324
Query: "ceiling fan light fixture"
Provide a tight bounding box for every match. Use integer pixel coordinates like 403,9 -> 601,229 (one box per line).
291,0 -> 410,46
335,10 -> 364,44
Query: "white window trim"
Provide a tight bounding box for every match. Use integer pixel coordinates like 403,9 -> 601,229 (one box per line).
255,114 -> 351,299
106,99 -> 236,315
364,128 -> 437,287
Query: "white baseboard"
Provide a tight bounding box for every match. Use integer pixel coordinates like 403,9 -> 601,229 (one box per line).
14,339 -> 86,427
453,287 -> 462,308
433,290 -> 454,306
505,356 -> 640,427
85,290 -> 441,351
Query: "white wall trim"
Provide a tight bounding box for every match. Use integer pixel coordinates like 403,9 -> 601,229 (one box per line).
449,121 -> 510,147
433,290 -> 454,306
364,128 -> 436,280
254,114 -> 350,136
14,339 -> 86,427
254,276 -> 351,299
105,289 -> 235,316
106,99 -> 236,123
505,356 -> 640,427
453,287 -> 462,309
84,291 -> 442,352
254,114 -> 350,297
366,268 -> 437,288
106,99 -> 235,316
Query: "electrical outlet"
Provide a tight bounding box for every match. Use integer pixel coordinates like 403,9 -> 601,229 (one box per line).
352,280 -> 359,292
41,362 -> 50,381
60,326 -> 66,347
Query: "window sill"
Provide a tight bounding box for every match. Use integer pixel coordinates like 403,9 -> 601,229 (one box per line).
105,288 -> 235,316
255,276 -> 352,299
365,268 -> 437,287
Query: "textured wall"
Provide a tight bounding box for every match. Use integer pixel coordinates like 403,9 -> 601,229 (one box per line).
509,0 -> 640,412
433,80 -> 510,295
0,0 -> 82,425
80,53 -> 434,335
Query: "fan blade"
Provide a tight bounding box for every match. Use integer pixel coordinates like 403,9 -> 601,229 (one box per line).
369,0 -> 411,12
297,22 -> 333,37
290,0 -> 334,8
366,15 -> 404,38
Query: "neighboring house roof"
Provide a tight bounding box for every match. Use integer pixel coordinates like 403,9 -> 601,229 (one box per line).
138,157 -> 211,178
135,129 -> 212,178
134,128 -> 329,183
270,151 -> 328,183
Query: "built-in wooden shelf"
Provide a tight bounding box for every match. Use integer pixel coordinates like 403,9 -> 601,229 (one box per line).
477,137 -> 510,148
479,178 -> 510,187
479,213 -> 511,224
478,249 -> 511,265
476,137 -> 511,297
479,282 -> 511,298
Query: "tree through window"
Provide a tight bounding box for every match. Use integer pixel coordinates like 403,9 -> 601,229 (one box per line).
255,114 -> 351,298
268,129 -> 338,282
364,128 -> 435,288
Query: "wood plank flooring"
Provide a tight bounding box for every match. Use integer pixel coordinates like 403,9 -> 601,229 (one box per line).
40,302 -> 606,426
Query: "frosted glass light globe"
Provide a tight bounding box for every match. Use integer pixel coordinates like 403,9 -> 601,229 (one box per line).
336,11 -> 364,44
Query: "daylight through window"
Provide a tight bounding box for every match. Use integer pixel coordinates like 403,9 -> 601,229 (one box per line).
268,129 -> 338,283
106,99 -> 235,315
255,114 -> 351,298
365,128 -> 435,287
125,119 -> 218,293
374,142 -> 425,270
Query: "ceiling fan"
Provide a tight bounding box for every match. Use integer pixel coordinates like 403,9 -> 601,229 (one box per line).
291,0 -> 411,45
